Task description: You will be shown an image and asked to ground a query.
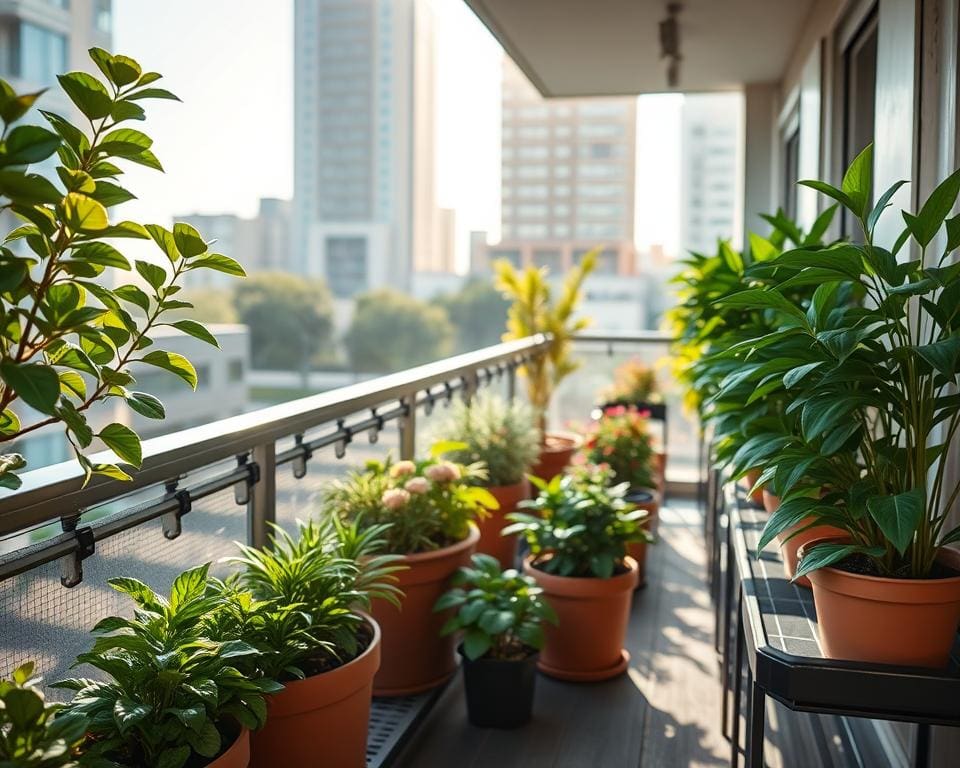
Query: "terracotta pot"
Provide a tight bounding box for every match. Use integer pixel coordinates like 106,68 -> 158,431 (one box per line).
740,468 -> 764,506
778,517 -> 847,588
653,451 -> 667,499
530,431 -> 583,481
762,489 -> 780,515
211,728 -> 250,768
802,539 -> 960,668
476,479 -> 529,568
371,525 -> 479,696
250,615 -> 379,768
625,487 -> 659,587
523,555 -> 638,681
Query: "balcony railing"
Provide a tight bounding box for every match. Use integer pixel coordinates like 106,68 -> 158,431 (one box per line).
0,330 -> 688,694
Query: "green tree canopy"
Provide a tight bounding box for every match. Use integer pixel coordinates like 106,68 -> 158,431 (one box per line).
345,289 -> 453,373
433,278 -> 509,353
176,288 -> 238,324
233,272 -> 334,370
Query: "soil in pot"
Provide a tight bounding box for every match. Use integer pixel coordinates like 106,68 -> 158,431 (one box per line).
778,517 -> 846,588
802,539 -> 960,668
530,431 -> 582,481
371,525 -> 479,696
459,646 -> 538,728
250,615 -> 381,768
523,555 -> 638,681
476,479 -> 529,568
624,488 -> 660,588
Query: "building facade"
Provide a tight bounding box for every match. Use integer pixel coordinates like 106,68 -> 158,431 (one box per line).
293,0 -> 438,299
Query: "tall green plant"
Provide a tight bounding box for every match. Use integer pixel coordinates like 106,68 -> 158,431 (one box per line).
0,49 -> 244,489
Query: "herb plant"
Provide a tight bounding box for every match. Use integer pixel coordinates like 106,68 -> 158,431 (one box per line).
0,49 -> 244,490
583,405 -> 658,490
504,469 -> 650,578
324,442 -> 498,554
429,394 -> 541,487
434,553 -> 557,661
0,662 -> 85,767
56,564 -> 280,768
212,517 -> 403,682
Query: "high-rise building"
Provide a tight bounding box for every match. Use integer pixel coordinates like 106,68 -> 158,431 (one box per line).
476,56 -> 638,277
293,0 -> 438,299
678,93 -> 741,256
177,198 -> 292,288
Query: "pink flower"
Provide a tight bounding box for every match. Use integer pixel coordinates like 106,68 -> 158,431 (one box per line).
404,477 -> 431,495
390,460 -> 416,478
425,462 -> 460,483
382,488 -> 411,510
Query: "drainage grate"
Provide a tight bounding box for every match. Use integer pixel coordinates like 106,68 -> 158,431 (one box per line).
366,686 -> 447,767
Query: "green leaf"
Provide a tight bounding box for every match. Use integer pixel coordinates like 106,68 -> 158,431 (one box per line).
170,564 -> 209,609
169,319 -> 219,347
2,125 -> 61,165
71,242 -> 130,270
867,488 -> 925,556
40,109 -> 90,155
840,144 -> 873,219
0,453 -> 26,489
126,87 -> 181,102
188,253 -> 246,276
186,718 -> 221,757
136,260 -> 167,290
0,88 -> 44,124
430,439 -> 469,458
798,179 -> 857,215
157,744 -> 191,768
145,223 -> 179,263
0,170 -> 63,204
100,127 -> 153,157
57,72 -> 113,119
140,350 -> 198,389
113,697 -> 151,733
867,179 -> 908,233
904,168 -> 960,247
115,284 -> 151,312
123,147 -> 163,171
916,336 -> 960,377
463,628 -> 492,661
96,220 -> 150,239
794,541 -> 886,581
91,180 -> 136,207
479,609 -> 515,635
0,361 -> 59,415
173,223 -> 208,257
126,391 -> 165,419
59,370 -> 87,399
62,192 -> 109,232
715,288 -> 808,325
783,361 -> 823,389
98,422 -> 142,467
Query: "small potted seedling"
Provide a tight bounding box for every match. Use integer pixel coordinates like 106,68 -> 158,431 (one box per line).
434,554 -> 557,728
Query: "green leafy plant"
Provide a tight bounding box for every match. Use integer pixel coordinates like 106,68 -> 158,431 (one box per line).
504,468 -> 650,578
583,405 -> 657,490
599,358 -> 661,405
210,517 -> 403,682
324,442 -> 498,554
429,393 -> 541,487
494,250 -> 597,430
725,145 -> 960,580
56,564 -> 280,768
0,49 -> 245,489
434,553 -> 557,661
0,662 -> 85,767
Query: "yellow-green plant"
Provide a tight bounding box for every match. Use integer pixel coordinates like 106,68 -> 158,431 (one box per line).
494,250 -> 597,429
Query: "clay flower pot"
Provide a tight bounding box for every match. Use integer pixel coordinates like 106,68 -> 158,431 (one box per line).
653,451 -> 667,499
371,525 -> 480,696
523,555 -> 638,681
801,539 -> 960,668
531,431 -> 583,481
211,728 -> 250,768
459,646 -> 538,729
778,517 -> 847,587
625,487 -> 660,587
251,615 -> 380,768
476,479 -> 530,568
740,468 -> 764,506
762,489 -> 780,515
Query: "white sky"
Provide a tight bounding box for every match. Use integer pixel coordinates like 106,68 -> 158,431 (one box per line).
113,0 -> 681,267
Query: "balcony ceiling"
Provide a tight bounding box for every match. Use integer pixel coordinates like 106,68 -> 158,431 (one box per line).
464,0 -> 816,96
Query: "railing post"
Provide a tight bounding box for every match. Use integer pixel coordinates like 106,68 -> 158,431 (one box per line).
399,394 -> 417,460
249,441 -> 276,549
507,364 -> 517,401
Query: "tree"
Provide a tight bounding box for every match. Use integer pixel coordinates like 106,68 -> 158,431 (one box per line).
344,290 -> 453,373
176,288 -> 237,323
233,272 -> 334,371
433,278 -> 509,354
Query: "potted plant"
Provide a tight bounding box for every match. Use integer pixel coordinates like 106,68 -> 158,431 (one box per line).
504,470 -> 648,681
431,393 -> 541,566
434,553 -> 557,728
0,662 -> 86,766
735,145 -> 960,667
0,50 -> 243,491
210,518 -> 402,768
56,564 -> 281,768
324,443 -> 496,696
494,250 -> 597,479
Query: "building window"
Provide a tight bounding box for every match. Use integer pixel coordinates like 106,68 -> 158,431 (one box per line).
325,236 -> 368,297
517,145 -> 549,160
532,249 -> 562,271
517,203 -> 548,218
195,364 -> 211,389
517,164 -> 549,179
578,101 -> 629,118
516,223 -> 548,238
517,184 -> 548,199
553,223 -> 570,238
782,128 -> 800,220
554,145 -> 572,159
490,249 -> 521,267
18,23 -> 67,85
578,123 -> 624,139
579,163 -> 622,180
228,359 -> 244,382
93,0 -> 112,33
841,11 -> 877,236
518,126 -> 549,140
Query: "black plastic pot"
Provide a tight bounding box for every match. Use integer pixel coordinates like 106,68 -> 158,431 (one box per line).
458,645 -> 538,728
624,488 -> 655,506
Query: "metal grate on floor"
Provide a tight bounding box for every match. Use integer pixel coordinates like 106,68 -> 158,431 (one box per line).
366,686 -> 447,767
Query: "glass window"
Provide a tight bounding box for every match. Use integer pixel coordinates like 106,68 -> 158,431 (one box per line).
581,142 -> 622,159
228,359 -> 244,382
490,249 -> 521,267
325,236 -> 368,297
517,165 -> 548,179
517,203 -> 548,218
577,183 -> 622,198
578,101 -> 629,117
517,184 -> 548,199
518,126 -> 549,140
579,163 -> 622,179
532,249 -> 562,271
554,125 -> 572,138
578,123 -> 624,139
553,204 -> 570,217
554,145 -> 572,159
517,223 -> 548,238
576,222 -> 622,239
18,23 -> 67,85
520,105 -> 549,119
554,165 -> 571,178
518,145 -> 549,160
553,223 -> 570,238
579,202 -> 624,218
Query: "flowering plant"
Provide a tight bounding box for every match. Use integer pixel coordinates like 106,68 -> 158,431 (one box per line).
583,406 -> 657,490
324,441 -> 498,554
599,359 -> 661,405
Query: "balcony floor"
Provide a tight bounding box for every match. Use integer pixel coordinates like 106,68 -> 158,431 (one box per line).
394,501 -> 729,768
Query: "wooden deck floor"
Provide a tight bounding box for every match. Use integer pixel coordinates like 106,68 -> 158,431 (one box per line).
394,501 -> 729,768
